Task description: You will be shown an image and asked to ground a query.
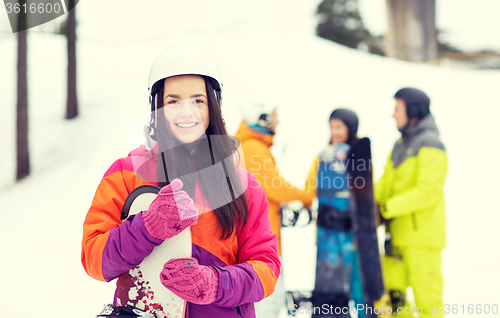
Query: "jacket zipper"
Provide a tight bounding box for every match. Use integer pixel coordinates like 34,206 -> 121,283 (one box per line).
411,213 -> 418,231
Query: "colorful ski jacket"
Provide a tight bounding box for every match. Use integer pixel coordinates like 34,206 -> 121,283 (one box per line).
234,121 -> 314,256
304,144 -> 354,230
375,114 -> 447,248
81,145 -> 280,318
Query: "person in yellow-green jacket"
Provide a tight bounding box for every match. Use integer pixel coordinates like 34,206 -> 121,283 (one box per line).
235,101 -> 314,318
375,87 -> 447,318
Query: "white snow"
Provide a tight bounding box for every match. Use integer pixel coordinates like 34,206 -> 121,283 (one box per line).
1,1 -> 500,317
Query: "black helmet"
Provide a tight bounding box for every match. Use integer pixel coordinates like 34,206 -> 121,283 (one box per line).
329,108 -> 359,145
394,87 -> 431,120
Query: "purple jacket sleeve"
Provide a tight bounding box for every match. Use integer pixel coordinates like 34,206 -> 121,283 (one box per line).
212,263 -> 265,307
102,213 -> 163,281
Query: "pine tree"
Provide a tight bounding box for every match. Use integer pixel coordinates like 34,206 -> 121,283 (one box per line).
316,0 -> 371,49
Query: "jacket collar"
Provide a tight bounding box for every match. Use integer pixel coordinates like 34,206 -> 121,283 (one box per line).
401,114 -> 440,139
234,121 -> 274,147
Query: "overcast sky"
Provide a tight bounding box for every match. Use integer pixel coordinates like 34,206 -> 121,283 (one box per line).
359,0 -> 500,52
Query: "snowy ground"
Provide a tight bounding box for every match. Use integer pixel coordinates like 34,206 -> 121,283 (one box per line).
1,1 -> 500,317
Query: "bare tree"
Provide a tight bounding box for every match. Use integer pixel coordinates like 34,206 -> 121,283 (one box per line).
66,0 -> 78,119
385,0 -> 438,62
17,0 -> 30,181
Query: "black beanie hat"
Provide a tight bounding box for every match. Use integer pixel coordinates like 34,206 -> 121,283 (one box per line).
394,87 -> 431,120
329,108 -> 359,145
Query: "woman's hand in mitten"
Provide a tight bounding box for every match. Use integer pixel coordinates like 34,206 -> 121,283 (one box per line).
142,179 -> 198,240
160,258 -> 219,305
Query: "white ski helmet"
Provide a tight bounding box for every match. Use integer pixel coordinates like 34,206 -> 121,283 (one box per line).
148,46 -> 222,103
241,101 -> 278,132
147,46 -> 223,140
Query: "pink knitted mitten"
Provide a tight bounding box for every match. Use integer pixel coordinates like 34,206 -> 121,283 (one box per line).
160,258 -> 219,305
142,179 -> 198,240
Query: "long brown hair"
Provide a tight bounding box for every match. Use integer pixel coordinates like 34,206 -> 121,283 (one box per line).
152,76 -> 248,239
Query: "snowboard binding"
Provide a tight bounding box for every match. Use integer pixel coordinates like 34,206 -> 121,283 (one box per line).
96,304 -> 157,318
389,289 -> 406,312
286,291 -> 313,316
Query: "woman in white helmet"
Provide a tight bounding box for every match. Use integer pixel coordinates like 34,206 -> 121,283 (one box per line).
82,46 -> 280,318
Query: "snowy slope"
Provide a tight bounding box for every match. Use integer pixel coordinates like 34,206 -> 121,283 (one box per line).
1,1 -> 500,317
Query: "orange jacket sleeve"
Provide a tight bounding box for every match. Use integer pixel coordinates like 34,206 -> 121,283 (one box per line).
81,158 -> 149,281
244,139 -> 313,207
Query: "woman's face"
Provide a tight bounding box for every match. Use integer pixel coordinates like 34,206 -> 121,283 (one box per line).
329,118 -> 349,144
163,75 -> 210,145
270,110 -> 279,133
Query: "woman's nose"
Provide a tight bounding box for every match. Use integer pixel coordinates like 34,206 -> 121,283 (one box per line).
179,99 -> 196,117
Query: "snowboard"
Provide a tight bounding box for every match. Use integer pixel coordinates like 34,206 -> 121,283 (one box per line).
119,184 -> 192,318
286,143 -> 362,317
313,143 -> 360,317
346,138 -> 391,318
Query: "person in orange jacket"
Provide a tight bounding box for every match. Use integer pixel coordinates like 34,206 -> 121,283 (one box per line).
235,101 -> 314,318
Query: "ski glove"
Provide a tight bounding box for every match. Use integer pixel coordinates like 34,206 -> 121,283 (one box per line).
142,179 -> 198,240
160,258 -> 219,305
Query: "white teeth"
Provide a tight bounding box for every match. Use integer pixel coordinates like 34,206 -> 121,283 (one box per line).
177,123 -> 197,128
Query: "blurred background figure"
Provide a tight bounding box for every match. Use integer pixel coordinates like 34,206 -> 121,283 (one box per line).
375,88 -> 447,317
235,101 -> 314,317
304,108 -> 364,317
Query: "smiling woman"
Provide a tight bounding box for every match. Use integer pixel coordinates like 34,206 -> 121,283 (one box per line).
161,75 -> 210,148
81,46 -> 281,318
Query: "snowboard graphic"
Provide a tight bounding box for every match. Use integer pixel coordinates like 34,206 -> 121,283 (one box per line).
313,143 -> 363,317
120,184 -> 192,318
347,138 -> 391,318
286,144 -> 364,317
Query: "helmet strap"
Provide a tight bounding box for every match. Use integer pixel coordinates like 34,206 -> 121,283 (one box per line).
148,94 -> 158,141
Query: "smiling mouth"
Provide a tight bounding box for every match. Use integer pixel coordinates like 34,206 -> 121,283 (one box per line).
175,122 -> 198,128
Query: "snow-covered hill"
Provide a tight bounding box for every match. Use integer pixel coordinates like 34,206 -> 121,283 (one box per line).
1,1 -> 500,317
